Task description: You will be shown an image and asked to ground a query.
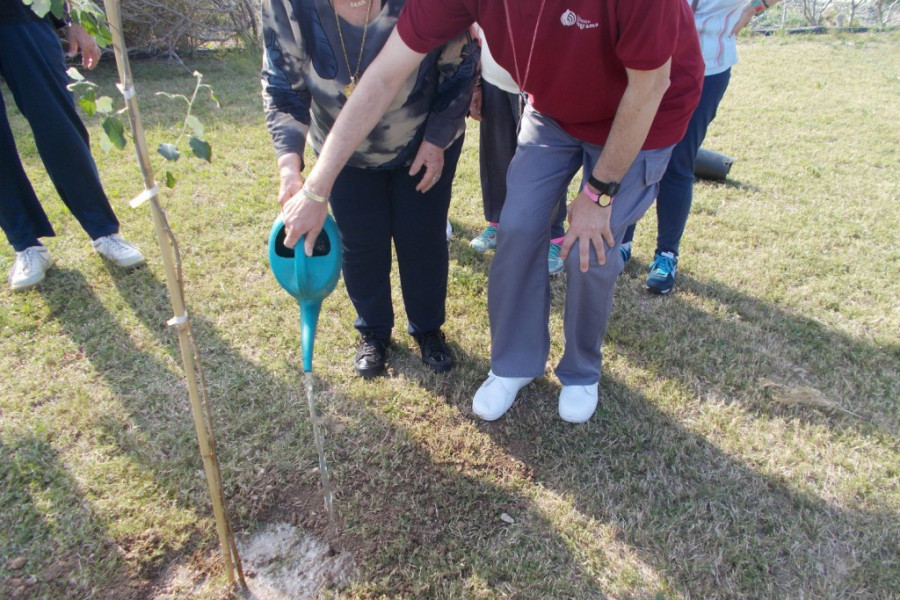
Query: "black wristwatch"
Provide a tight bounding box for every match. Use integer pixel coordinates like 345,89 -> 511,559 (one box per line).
586,175 -> 620,207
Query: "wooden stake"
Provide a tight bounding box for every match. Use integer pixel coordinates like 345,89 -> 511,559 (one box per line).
100,0 -> 245,588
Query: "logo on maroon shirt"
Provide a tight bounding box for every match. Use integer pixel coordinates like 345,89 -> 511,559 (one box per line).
560,9 -> 598,30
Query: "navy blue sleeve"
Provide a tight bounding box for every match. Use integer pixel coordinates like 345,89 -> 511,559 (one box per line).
423,30 -> 479,149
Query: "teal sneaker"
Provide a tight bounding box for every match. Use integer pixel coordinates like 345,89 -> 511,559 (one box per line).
548,242 -> 564,276
619,242 -> 632,266
646,251 -> 677,294
470,224 -> 498,253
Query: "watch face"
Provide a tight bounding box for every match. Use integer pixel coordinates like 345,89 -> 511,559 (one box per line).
597,194 -> 612,207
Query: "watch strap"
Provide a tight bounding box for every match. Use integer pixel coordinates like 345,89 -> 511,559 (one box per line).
587,175 -> 620,198
582,186 -> 600,203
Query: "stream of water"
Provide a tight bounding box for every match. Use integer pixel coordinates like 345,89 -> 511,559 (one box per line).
305,372 -> 339,544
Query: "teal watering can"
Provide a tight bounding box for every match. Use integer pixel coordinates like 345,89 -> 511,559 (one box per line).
268,214 -> 343,373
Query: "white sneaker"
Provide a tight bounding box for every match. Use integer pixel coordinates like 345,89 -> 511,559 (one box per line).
91,234 -> 145,268
558,383 -> 599,423
472,370 -> 534,421
9,245 -> 52,291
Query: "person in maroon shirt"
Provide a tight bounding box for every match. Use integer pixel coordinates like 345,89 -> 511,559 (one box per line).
282,0 -> 703,423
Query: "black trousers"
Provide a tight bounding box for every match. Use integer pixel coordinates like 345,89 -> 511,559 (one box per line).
329,135 -> 464,341
0,20 -> 118,252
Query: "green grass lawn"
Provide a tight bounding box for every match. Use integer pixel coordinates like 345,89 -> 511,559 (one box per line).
1,33 -> 898,599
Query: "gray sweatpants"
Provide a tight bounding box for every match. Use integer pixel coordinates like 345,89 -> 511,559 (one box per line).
487,105 -> 673,385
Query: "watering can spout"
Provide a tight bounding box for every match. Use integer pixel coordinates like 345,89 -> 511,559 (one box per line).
300,300 -> 322,373
268,215 -> 343,373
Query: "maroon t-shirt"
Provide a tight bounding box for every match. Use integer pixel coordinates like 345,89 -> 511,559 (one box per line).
397,0 -> 703,149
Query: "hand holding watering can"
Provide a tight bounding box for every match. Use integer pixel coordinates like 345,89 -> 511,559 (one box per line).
280,182 -> 331,256
268,214 -> 343,373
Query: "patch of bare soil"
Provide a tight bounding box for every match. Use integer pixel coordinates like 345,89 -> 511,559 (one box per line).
238,522 -> 357,600
1,550 -> 152,600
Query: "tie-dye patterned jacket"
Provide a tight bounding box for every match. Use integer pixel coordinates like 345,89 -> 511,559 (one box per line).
262,0 -> 478,169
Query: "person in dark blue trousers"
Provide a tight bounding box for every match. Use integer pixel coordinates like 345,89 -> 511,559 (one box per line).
1,4 -> 144,291
328,135 -> 464,353
621,0 -> 781,295
620,69 -> 731,294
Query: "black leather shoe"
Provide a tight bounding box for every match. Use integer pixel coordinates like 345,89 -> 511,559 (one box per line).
414,329 -> 454,373
355,335 -> 388,378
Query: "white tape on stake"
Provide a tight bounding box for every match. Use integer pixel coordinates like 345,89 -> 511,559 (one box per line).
116,83 -> 136,100
130,185 -> 159,208
167,312 -> 189,327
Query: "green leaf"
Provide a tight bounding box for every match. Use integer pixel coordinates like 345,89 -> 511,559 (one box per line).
27,0 -> 52,18
78,89 -> 97,116
203,87 -> 221,109
66,67 -> 85,82
71,4 -> 112,48
99,131 -> 113,154
165,171 -> 177,189
189,136 -> 212,162
101,116 -> 127,150
49,0 -> 64,19
157,143 -> 181,162
94,96 -> 114,115
185,115 -> 204,138
82,20 -> 112,48
67,81 -> 98,95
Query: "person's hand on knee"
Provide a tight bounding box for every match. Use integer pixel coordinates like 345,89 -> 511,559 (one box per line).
562,192 -> 614,272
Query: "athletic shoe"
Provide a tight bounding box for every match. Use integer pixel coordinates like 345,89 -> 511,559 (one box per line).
8,245 -> 52,291
558,382 -> 599,423
619,242 -> 632,266
469,224 -> 498,253
91,234 -> 146,269
548,242 -> 564,276
414,329 -> 454,373
472,371 -> 534,421
355,334 -> 388,378
646,251 -> 677,294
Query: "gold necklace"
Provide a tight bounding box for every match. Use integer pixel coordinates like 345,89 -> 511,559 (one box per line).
330,0 -> 374,98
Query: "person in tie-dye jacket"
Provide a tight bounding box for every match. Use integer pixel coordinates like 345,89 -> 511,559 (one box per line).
261,0 -> 478,378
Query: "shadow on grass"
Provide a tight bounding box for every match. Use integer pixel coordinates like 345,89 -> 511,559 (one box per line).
22,237 -> 897,598
482,373 -> 898,599
473,252 -> 898,598
0,436 -> 149,600
613,260 -> 899,435
31,265 -> 610,598
696,176 -> 760,192
307,404 -> 612,598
